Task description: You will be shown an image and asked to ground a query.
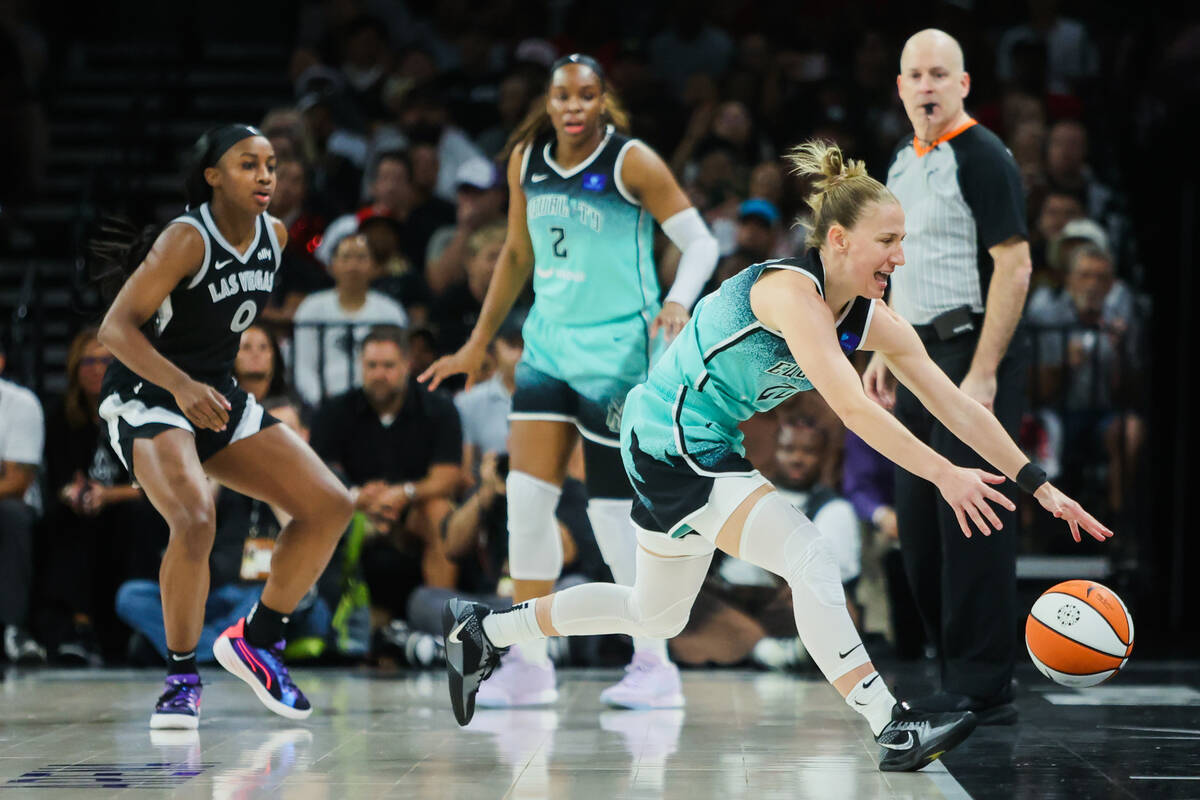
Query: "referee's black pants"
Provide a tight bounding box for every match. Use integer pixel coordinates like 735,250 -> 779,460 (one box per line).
893,330 -> 1029,701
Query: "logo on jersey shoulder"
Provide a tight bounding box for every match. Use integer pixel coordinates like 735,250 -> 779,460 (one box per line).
582,173 -> 607,192
215,259 -> 232,271
257,247 -> 272,261
757,384 -> 800,402
839,331 -> 861,352
531,173 -> 549,182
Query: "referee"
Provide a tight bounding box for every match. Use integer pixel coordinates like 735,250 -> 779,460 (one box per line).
863,29 -> 1031,725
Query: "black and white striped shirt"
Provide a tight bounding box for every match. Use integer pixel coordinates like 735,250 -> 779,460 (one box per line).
885,120 -> 1027,325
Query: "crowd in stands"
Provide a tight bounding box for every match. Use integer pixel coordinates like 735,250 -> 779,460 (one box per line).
1,2 -> 1150,669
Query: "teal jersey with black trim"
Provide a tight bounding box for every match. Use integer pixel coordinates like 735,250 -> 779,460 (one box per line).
521,124 -> 659,326
635,250 -> 878,455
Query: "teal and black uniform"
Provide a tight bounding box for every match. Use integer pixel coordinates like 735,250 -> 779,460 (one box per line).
512,124 -> 660,467
621,249 -> 877,536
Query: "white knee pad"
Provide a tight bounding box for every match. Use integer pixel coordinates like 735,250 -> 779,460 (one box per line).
506,471 -> 563,581
740,492 -> 845,609
587,498 -> 637,586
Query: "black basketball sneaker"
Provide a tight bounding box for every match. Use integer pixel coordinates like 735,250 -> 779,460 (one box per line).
442,599 -> 507,726
876,701 -> 977,772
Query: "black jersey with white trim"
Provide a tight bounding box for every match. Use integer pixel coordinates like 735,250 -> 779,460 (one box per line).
131,203 -> 282,381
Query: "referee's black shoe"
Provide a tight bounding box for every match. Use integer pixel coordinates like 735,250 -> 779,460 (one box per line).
442,598 -> 506,726
875,701 -> 977,772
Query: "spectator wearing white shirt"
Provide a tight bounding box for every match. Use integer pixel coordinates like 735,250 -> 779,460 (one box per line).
0,334 -> 47,664
292,233 -> 408,405
454,323 -> 523,483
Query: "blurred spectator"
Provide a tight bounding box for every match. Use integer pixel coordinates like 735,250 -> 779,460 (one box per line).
309,326 -> 463,622
0,335 -> 45,664
1026,245 -> 1144,511
234,325 -> 290,403
1030,187 -> 1085,278
475,71 -> 539,158
318,150 -> 410,264
1040,217 -> 1108,293
295,70 -> 370,216
996,0 -> 1099,95
338,16 -> 392,123
1044,119 -> 1136,276
455,323 -> 523,482
358,214 -> 431,325
649,6 -> 735,100
1007,117 -> 1048,199
372,83 -> 487,204
425,158 -> 506,296
261,156 -> 331,327
115,396 -> 332,664
430,219 -> 508,355
39,329 -> 158,666
733,198 -> 785,261
405,326 -> 440,379
260,108 -> 313,163
293,233 -> 408,406
0,1 -> 48,205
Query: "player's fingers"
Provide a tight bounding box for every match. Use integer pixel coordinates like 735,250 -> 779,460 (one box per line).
215,391 -> 232,411
976,496 -> 1004,530
210,397 -> 230,425
1068,518 -> 1081,543
953,505 -> 971,538
982,483 -> 1016,511
965,503 -> 990,536
648,317 -> 663,339
1080,512 -> 1114,540
978,470 -> 1007,485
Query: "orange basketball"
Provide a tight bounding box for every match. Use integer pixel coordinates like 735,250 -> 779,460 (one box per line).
1025,580 -> 1134,687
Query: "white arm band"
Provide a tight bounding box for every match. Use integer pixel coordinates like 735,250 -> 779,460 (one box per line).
661,207 -> 719,310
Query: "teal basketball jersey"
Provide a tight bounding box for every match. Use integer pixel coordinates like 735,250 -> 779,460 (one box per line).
521,124 -> 660,327
633,250 -> 877,457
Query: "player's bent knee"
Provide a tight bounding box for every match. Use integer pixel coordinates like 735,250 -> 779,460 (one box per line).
166,503 -> 216,560
788,534 -> 845,608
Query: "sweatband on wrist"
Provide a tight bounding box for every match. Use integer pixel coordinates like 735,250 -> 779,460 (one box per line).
661,207 -> 719,310
1016,462 -> 1048,494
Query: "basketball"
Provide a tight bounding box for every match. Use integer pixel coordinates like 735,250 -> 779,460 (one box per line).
1025,580 -> 1134,687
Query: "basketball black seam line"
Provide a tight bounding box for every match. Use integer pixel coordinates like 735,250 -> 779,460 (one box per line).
1041,591 -> 1132,649
1028,617 -> 1129,670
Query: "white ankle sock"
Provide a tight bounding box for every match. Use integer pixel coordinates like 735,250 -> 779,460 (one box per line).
481,602 -> 543,649
517,636 -> 551,666
632,636 -> 669,662
844,671 -> 897,736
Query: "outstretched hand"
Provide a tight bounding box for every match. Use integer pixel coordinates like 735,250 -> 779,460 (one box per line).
862,352 -> 897,410
936,466 -> 1016,538
1033,483 -> 1115,543
418,341 -> 488,391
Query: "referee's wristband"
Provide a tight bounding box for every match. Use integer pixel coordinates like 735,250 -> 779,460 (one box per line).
1015,462 -> 1048,494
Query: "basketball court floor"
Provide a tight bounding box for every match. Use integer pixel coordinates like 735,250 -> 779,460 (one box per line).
1,662 -> 1197,799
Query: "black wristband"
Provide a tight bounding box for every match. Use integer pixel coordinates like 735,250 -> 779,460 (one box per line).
1016,462 -> 1048,494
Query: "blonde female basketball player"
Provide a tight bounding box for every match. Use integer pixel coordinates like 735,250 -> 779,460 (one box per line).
443,141 -> 1111,772
421,54 -> 718,710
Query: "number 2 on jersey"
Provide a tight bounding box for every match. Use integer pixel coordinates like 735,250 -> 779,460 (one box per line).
550,226 -> 568,258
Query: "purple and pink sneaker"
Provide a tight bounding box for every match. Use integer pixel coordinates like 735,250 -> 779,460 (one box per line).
213,618 -> 312,720
150,674 -> 202,729
599,651 -> 685,709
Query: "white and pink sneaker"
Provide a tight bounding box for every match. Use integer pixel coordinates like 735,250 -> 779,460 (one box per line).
599,651 -> 685,709
475,643 -> 559,708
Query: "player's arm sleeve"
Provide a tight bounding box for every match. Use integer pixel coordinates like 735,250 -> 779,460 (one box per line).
661,207 -> 719,310
955,135 -> 1028,248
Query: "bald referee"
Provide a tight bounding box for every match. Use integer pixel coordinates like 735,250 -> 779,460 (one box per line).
863,29 -> 1031,725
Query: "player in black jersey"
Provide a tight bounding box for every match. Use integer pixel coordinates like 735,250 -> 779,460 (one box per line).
95,124 -> 353,729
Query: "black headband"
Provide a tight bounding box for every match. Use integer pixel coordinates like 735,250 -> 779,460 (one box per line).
201,124 -> 265,168
550,53 -> 606,86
